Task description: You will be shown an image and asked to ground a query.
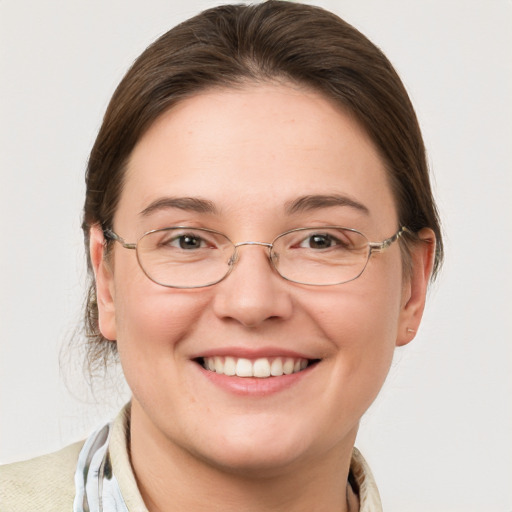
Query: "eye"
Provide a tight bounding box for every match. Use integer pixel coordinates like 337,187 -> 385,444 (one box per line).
298,233 -> 342,249
170,233 -> 208,250
153,231 -> 212,251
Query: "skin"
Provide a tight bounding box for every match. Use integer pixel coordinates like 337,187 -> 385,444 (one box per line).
90,83 -> 435,512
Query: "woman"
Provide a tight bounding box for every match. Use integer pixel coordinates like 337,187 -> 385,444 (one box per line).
1,1 -> 441,510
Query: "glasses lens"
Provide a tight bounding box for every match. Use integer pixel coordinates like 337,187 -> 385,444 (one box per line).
272,227 -> 370,285
136,228 -> 234,288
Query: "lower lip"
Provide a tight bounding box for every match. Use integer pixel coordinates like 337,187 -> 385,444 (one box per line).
197,363 -> 316,397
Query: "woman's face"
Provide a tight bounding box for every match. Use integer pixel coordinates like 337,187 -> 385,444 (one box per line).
93,83 -> 429,475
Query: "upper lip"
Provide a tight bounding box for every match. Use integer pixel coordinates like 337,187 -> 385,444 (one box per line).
190,346 -> 318,361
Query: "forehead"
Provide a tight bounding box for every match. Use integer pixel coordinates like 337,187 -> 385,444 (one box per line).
118,83 -> 397,232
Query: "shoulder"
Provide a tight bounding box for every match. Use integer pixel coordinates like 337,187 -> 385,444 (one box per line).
0,440 -> 84,512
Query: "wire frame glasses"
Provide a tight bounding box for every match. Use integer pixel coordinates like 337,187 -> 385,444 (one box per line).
103,226 -> 407,288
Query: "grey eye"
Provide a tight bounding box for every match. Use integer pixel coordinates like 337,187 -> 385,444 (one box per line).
158,233 -> 208,250
177,234 -> 204,250
299,233 -> 338,249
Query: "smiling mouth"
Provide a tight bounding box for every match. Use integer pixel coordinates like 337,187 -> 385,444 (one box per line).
197,356 -> 319,378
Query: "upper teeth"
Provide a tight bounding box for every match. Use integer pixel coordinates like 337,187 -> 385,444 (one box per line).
203,357 -> 308,378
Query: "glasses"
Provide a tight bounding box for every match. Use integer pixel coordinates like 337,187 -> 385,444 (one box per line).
103,226 -> 407,288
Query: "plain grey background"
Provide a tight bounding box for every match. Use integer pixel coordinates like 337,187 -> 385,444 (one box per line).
1,1 -> 511,511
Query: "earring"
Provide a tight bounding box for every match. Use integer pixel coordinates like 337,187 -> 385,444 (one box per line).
406,328 -> 416,334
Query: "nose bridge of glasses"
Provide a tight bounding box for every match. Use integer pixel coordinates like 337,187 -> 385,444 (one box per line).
233,241 -> 273,249
228,241 -> 274,267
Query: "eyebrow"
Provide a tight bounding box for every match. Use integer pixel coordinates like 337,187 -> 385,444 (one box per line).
284,194 -> 370,215
139,196 -> 218,216
139,193 -> 369,218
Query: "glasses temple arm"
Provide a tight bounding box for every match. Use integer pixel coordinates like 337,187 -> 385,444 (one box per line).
369,226 -> 410,252
103,229 -> 137,250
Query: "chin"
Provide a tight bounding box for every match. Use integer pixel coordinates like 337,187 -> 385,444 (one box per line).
191,438 -> 310,477
180,413 -> 343,478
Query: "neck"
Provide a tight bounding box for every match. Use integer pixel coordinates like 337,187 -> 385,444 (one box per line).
129,402 -> 359,512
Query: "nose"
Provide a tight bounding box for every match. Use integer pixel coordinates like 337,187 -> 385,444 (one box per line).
212,243 -> 293,328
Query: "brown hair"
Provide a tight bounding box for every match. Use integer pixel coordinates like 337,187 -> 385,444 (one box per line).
82,0 -> 443,371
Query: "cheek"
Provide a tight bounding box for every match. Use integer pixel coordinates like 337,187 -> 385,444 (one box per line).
111,272 -> 210,373
112,284 -> 214,413
313,288 -> 399,366
310,262 -> 403,400
313,266 -> 402,343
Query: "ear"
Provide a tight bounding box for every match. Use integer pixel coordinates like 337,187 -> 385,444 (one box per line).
89,224 -> 117,341
396,228 -> 436,347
